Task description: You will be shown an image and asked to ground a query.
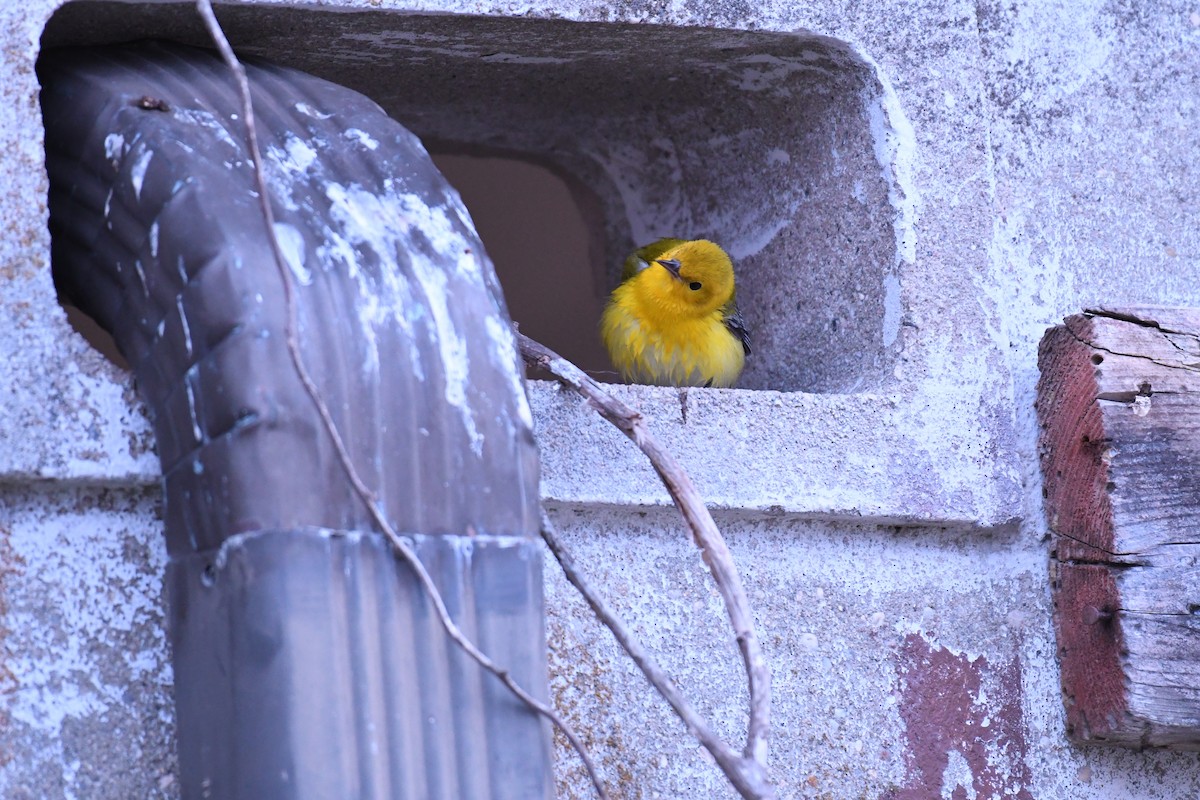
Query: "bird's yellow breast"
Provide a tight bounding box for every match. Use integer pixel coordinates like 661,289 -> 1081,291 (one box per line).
600,280 -> 745,388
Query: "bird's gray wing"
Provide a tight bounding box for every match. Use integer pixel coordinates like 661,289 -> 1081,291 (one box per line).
723,306 -> 751,355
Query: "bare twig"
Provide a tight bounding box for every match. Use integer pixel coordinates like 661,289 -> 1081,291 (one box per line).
540,511 -> 773,799
195,4 -> 609,797
520,334 -> 773,800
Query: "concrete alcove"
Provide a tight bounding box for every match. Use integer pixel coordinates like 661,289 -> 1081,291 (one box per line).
43,2 -> 900,393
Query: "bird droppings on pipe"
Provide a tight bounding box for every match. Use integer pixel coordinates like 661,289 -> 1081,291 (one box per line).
103,132 -> 123,163
485,314 -> 534,431
172,107 -> 240,151
128,146 -> 153,201
343,128 -> 379,150
176,295 -> 192,357
271,222 -> 311,285
294,101 -> 332,119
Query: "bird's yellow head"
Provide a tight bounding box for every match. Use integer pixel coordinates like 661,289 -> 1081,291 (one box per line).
638,239 -> 736,319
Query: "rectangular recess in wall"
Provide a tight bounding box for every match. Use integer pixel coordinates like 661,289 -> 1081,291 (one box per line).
44,1 -> 896,395
37,1 -> 1020,527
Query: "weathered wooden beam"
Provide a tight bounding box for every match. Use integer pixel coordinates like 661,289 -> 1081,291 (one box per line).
1037,307 -> 1200,749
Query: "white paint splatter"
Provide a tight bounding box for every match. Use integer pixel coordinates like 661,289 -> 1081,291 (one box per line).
854,52 -> 921,351
320,182 -> 489,453
343,128 -> 380,150
851,178 -> 867,205
272,222 -> 311,285
129,147 -> 153,201
133,260 -> 148,298
263,134 -> 323,212
173,107 -> 239,150
295,101 -> 332,119
184,374 -> 202,443
882,274 -> 902,347
725,216 -> 793,261
409,252 -> 481,454
584,142 -> 685,246
103,132 -> 124,162
941,749 -> 977,799
865,76 -> 920,266
485,315 -> 534,430
314,195 -> 424,378
284,135 -> 318,172
177,295 -> 192,358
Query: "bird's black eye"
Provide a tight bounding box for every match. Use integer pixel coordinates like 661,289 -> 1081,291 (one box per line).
689,281 -> 702,291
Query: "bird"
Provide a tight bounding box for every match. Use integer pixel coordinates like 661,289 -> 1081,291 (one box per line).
600,238 -> 750,388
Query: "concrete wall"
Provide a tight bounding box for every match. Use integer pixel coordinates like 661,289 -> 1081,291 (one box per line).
2,0 -> 1198,797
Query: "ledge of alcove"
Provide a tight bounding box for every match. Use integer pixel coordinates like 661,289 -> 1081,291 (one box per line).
529,381 -> 1021,528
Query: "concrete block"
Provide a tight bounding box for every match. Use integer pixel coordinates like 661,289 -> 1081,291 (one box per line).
1,0 -> 1198,797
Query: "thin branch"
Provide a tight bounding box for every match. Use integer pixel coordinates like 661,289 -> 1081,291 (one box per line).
520,334 -> 774,800
195,4 -> 609,797
540,511 -> 773,799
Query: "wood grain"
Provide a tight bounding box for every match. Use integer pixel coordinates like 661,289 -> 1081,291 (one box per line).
1037,307 -> 1200,749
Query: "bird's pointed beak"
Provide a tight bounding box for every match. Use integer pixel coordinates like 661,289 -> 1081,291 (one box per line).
655,258 -> 683,280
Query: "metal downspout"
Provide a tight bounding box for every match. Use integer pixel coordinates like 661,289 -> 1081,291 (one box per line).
40,41 -> 553,799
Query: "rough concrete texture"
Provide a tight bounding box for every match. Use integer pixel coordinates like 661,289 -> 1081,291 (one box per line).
1,0 -> 1199,798
543,509 -> 1200,799
0,485 -> 175,799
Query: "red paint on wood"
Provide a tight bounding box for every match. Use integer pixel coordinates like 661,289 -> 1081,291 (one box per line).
1036,320 -> 1116,561
1052,563 -> 1128,741
886,634 -> 1032,800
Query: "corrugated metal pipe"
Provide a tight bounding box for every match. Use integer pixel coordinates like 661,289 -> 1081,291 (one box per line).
39,41 -> 554,799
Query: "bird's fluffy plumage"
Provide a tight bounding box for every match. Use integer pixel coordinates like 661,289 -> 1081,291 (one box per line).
601,238 -> 750,388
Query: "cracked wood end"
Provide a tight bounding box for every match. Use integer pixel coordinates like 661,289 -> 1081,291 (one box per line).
1037,307 -> 1200,750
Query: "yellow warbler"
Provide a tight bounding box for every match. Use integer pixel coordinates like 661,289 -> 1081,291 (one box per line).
600,238 -> 750,388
